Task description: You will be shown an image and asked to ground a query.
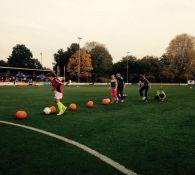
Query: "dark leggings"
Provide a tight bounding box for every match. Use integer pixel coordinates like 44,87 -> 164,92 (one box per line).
117,88 -> 124,100
139,86 -> 149,100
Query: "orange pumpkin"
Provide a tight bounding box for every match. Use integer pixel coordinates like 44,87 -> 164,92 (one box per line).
86,101 -> 94,108
50,106 -> 56,114
69,104 -> 77,111
16,111 -> 27,119
102,99 -> 110,105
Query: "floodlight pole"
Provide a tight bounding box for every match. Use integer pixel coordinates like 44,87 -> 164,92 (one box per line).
126,52 -> 130,84
64,65 -> 66,82
40,52 -> 43,68
78,37 -> 82,83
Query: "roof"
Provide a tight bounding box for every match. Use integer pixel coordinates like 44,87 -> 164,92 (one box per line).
0,66 -> 52,72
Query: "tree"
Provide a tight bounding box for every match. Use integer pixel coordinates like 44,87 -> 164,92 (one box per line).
167,33 -> 195,82
53,43 -> 79,77
111,55 -> 162,82
160,54 -> 170,66
29,58 -> 42,69
67,43 -> 79,55
53,49 -> 66,76
160,66 -> 175,82
89,45 -> 113,82
67,49 -> 93,80
158,54 -> 175,82
84,41 -> 105,52
112,55 -> 138,82
191,59 -> 195,78
138,56 -> 161,81
0,60 -> 8,67
7,44 -> 42,69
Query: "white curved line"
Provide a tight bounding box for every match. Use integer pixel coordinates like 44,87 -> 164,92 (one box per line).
0,120 -> 137,175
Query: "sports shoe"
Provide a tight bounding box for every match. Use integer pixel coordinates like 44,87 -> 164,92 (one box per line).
62,106 -> 67,111
57,106 -> 67,116
57,111 -> 64,116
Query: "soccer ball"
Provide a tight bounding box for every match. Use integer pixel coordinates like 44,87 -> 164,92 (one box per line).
43,107 -> 51,115
142,96 -> 146,101
107,98 -> 111,103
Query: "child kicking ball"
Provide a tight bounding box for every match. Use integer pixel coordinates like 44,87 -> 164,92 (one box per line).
139,74 -> 150,102
46,72 -> 67,116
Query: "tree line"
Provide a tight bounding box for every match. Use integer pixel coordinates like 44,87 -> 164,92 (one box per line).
53,41 -> 113,82
53,33 -> 195,83
1,33 -> 195,83
0,44 -> 43,69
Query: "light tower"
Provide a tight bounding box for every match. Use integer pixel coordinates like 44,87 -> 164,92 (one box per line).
126,52 -> 130,84
78,37 -> 82,83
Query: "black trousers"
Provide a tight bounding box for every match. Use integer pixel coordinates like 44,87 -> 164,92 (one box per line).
155,95 -> 159,100
117,87 -> 124,100
139,86 -> 149,100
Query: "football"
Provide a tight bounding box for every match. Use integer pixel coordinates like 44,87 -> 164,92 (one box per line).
43,107 -> 51,115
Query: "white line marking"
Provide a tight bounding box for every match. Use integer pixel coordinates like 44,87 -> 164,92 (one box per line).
0,120 -> 137,175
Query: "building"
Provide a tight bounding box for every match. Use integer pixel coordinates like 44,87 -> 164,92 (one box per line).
0,66 -> 51,82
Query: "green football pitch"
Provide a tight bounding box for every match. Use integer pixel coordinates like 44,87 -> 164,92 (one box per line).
0,85 -> 195,175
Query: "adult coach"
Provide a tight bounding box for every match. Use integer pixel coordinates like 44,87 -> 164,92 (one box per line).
116,73 -> 125,102
139,74 -> 150,102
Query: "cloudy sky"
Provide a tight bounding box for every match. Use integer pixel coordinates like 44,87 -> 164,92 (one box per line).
0,0 -> 195,68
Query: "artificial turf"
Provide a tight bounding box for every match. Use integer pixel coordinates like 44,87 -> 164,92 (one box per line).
0,85 -> 195,175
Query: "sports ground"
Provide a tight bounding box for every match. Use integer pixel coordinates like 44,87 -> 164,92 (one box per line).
0,85 -> 195,175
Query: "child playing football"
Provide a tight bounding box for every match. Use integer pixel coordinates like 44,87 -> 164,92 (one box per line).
46,72 -> 67,116
155,87 -> 166,102
109,75 -> 118,103
116,73 -> 125,102
139,74 -> 150,102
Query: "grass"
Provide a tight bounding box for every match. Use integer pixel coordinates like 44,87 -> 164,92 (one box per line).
0,85 -> 195,175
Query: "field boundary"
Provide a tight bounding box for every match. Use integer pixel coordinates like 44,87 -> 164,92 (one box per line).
0,120 -> 137,175
1,82 -> 193,86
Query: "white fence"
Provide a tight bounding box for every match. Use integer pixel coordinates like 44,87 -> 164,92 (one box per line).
0,82 -> 14,86
0,82 -> 193,86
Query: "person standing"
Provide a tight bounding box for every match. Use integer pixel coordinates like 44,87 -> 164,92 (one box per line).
139,74 -> 150,102
109,75 -> 118,103
116,73 -> 125,102
13,76 -> 16,86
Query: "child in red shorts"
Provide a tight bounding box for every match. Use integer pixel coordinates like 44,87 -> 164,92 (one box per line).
46,72 -> 67,116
